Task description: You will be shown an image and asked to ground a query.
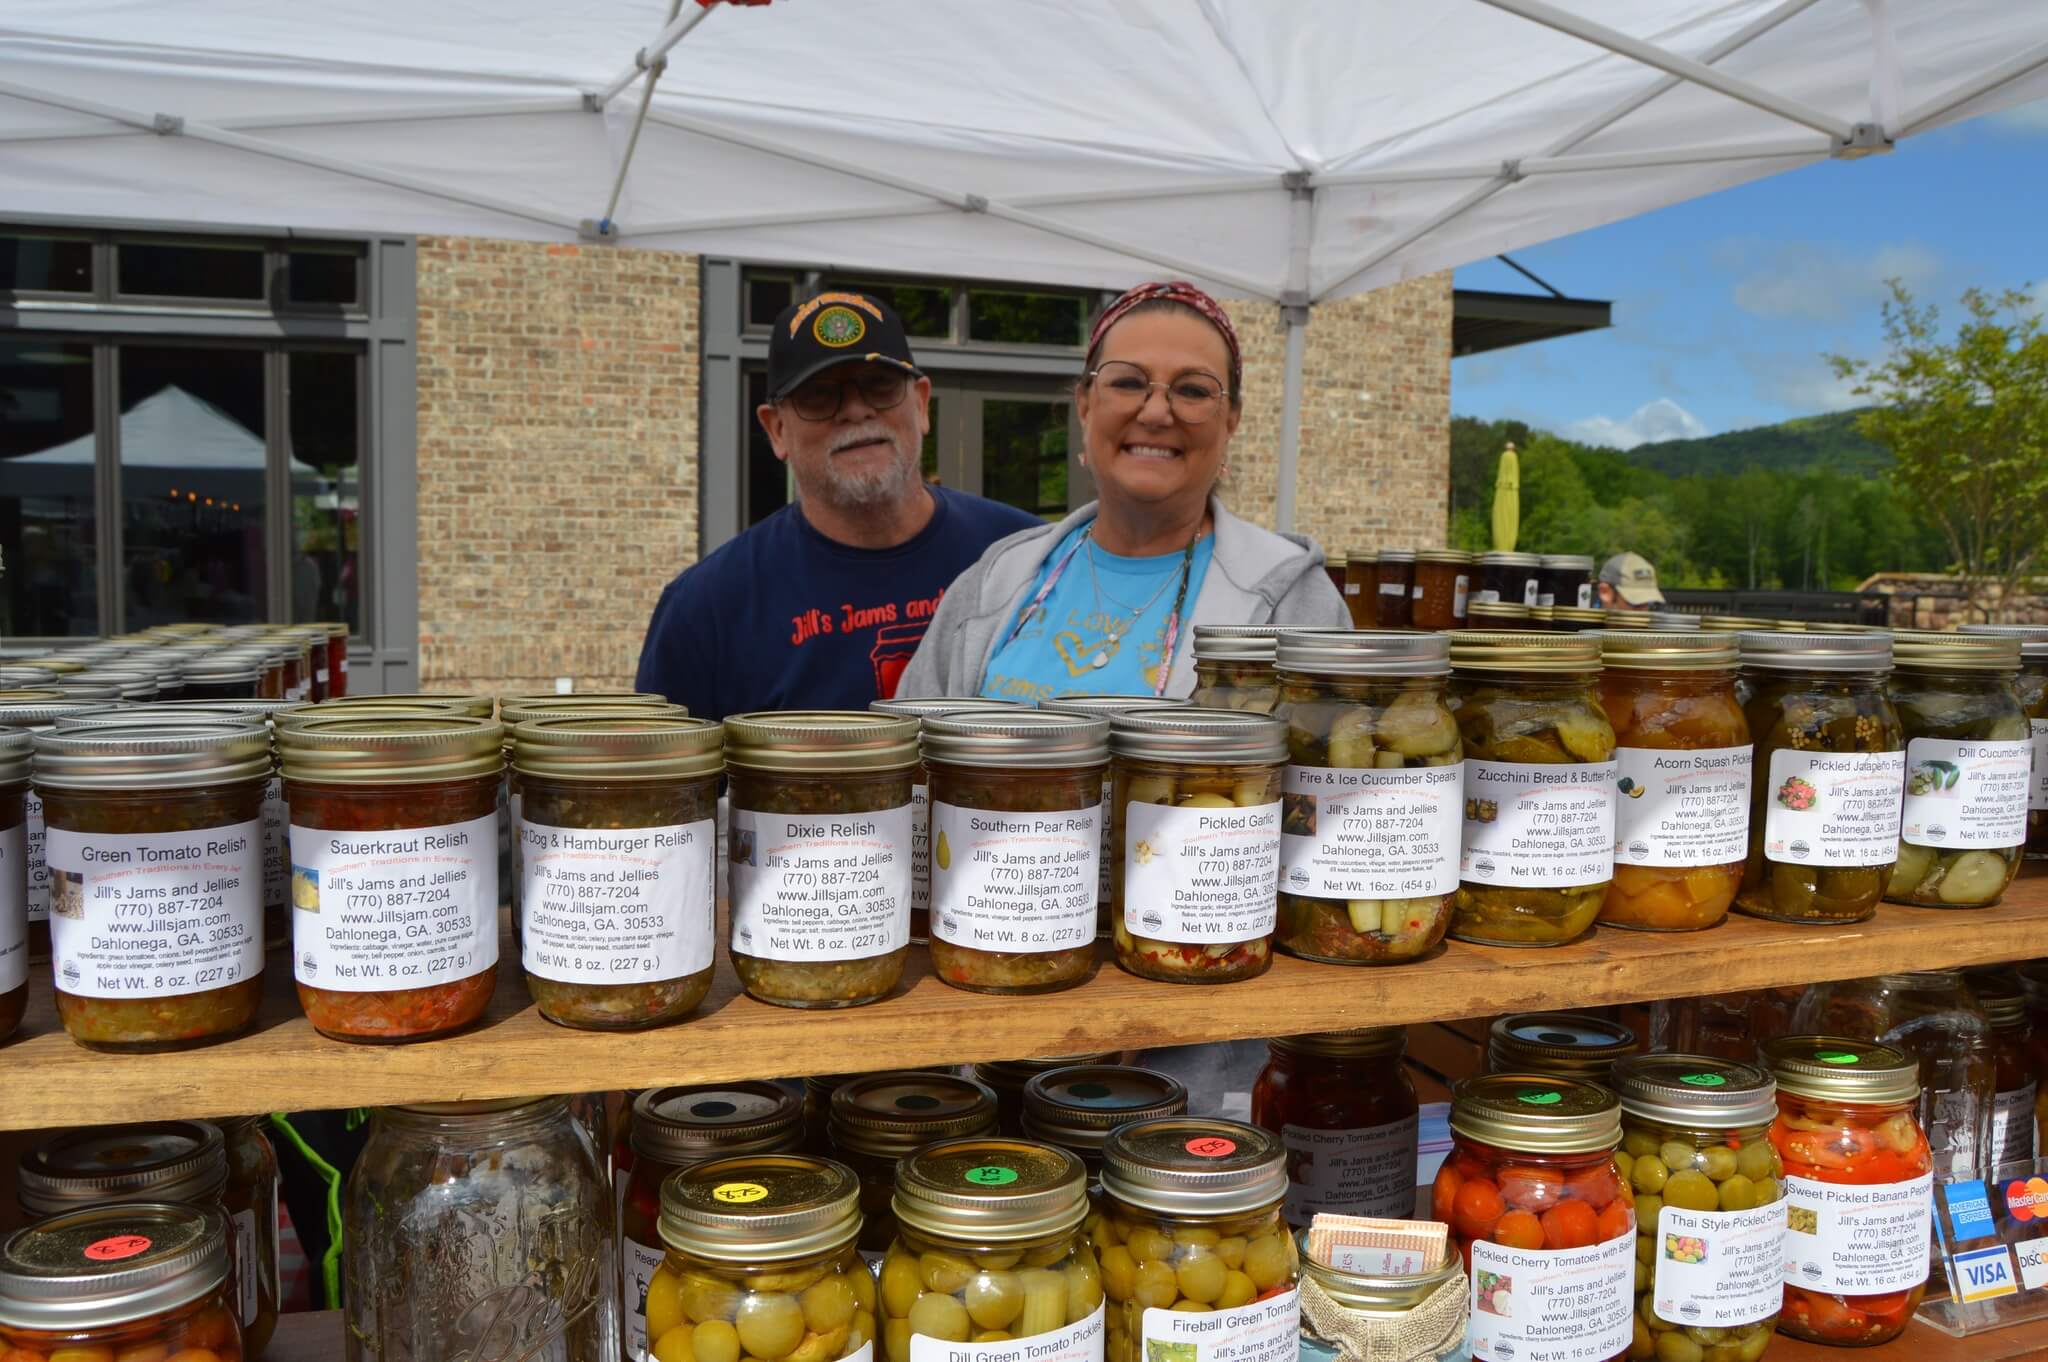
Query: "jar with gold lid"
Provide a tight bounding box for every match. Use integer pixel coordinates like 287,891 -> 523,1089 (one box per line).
1550,605 -> 1607,633
1252,1029 -> 1418,1226
1021,1066 -> 1188,1177
871,697 -> 1023,945
974,1055 -> 1120,1137
1413,550 -> 1474,631
1960,623 -> 2048,860
1484,1013 -> 1636,1086
0,729 -> 28,1042
1343,552 -> 1379,629
1190,626 -> 1281,713
1601,610 -> 1654,632
830,1072 -> 1000,1256
1376,551 -> 1417,629
1464,601 -> 1534,631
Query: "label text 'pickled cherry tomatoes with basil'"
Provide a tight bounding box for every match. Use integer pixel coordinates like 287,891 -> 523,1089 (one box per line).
1761,750 -> 1905,866
1281,765 -> 1461,898
0,821 -> 25,994
930,800 -> 1100,953
289,811 -> 499,991
1468,1233 -> 1634,1362
1611,744 -> 1753,866
1123,800 -> 1282,940
1459,760 -> 1617,887
1281,1117 -> 1420,1223
518,817 -> 715,985
1899,737 -> 2032,848
728,805 -> 912,962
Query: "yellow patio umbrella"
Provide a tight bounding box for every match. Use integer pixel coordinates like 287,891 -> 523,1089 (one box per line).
1491,441 -> 1520,552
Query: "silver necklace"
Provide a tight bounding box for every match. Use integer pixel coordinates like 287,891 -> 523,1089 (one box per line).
1079,525 -> 1198,669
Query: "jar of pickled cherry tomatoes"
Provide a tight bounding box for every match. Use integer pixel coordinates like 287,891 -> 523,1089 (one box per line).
1763,1036 -> 1931,1348
1252,1029 -> 1418,1227
1434,1075 -> 1633,1362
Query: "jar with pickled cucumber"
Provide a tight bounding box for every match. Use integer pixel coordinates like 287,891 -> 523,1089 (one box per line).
1762,1038 -> 1930,1348
1734,633 -> 1904,925
1275,631 -> 1460,965
0,729 -> 27,1043
647,1154 -> 872,1362
1596,632 -> 1753,932
830,1072 -> 999,1256
1190,626 -> 1282,713
923,712 -> 1108,995
1108,709 -> 1285,983
1042,697 -> 1187,940
725,712 -> 918,1009
1960,623 -> 2048,859
975,1055 -> 1121,1137
1251,1029 -> 1418,1226
1610,1054 -> 1784,1362
1485,1013 -> 1637,1086
1296,1229 -> 1468,1362
1447,632 -> 1616,946
879,1138 -> 1102,1362
1884,631 -> 2030,907
1432,1076 -> 1634,1362
1021,1066 -> 1189,1178
873,697 -> 1027,945
1095,1117 -> 1299,1362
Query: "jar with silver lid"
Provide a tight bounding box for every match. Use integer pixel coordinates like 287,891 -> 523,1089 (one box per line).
1191,626 -> 1281,713
1485,1012 -> 1636,1086
1537,554 -> 1595,611
976,1054 -> 1121,1136
181,657 -> 264,702
0,729 -> 29,1042
872,696 -> 1024,944
1297,1231 -> 1467,1362
830,1072 -> 999,1255
1959,623 -> 2048,860
1476,551 -> 1543,609
1040,696 -> 1187,937
1021,1066 -> 1190,1176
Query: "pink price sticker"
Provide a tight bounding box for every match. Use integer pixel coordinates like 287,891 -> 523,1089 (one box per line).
84,1234 -> 153,1262
1184,1136 -> 1237,1159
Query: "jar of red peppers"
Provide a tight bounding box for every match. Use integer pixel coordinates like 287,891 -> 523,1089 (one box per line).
1434,1075 -> 1634,1362
0,729 -> 28,1042
1762,1036 -> 1930,1348
1486,1013 -> 1637,1086
1252,1028 -> 1419,1227
278,714 -> 504,1043
1959,623 -> 2048,859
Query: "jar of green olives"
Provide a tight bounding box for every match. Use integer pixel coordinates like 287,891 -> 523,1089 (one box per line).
1021,1066 -> 1190,1179
1610,1054 -> 1785,1362
648,1153 -> 874,1362
1485,1013 -> 1636,1087
879,1138 -> 1102,1362
1447,632 -> 1616,946
1190,627 -> 1282,713
1733,633 -> 1904,925
1960,623 -> 2048,860
1885,631 -> 2030,908
829,1072 -> 999,1257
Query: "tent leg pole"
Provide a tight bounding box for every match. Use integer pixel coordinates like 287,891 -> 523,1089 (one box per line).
1276,305 -> 1306,536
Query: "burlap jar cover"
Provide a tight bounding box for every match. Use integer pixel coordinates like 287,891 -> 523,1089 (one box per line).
1299,1266 -> 1469,1362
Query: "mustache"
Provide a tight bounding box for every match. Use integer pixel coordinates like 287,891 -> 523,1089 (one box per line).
828,422 -> 899,455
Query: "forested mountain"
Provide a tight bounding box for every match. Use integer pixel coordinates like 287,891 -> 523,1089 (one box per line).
1618,410 -> 1889,479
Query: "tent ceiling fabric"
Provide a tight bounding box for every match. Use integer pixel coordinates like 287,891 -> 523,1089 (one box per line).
1,1 -> 2044,304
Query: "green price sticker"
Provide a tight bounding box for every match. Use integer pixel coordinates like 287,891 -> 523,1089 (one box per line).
1516,1090 -> 1564,1106
964,1166 -> 1019,1187
1679,1073 -> 1728,1087
1816,1051 -> 1860,1066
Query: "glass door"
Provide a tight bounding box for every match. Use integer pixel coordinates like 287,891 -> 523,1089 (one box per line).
928,379 -> 1087,521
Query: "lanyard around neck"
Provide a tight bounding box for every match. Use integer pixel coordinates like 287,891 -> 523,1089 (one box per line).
1003,520 -> 1200,698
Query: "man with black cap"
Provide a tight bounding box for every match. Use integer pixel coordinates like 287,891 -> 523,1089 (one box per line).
636,292 -> 1039,719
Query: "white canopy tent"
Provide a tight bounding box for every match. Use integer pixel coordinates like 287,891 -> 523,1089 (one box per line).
3,0 -> 2044,527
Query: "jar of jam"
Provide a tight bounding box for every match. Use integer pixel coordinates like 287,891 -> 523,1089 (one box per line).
880,1138 -> 1100,1362
1021,1065 -> 1188,1178
1275,630 -> 1460,965
1413,550 -> 1474,631
1191,626 -> 1282,713
725,712 -> 917,1009
1376,551 -> 1417,629
34,722 -> 270,1051
1535,555 -> 1594,610
1967,969 -> 2038,1169
0,729 -> 27,1041
830,1072 -> 999,1256
923,711 -> 1108,995
218,650 -> 285,701
277,714 -> 504,1043
1296,1233 -> 1466,1362
1463,601 -> 1534,631
1596,631 -> 1753,932
1763,1037 -> 1930,1347
1109,708 -> 1285,984
182,658 -> 264,701
1344,552 -> 1379,629
1252,1028 -> 1419,1226
974,1054 -> 1120,1136
1611,1055 -> 1783,1362
218,1117 -> 279,1358
314,622 -> 351,698
1485,1013 -> 1636,1086
1960,623 -> 2048,859
1735,633 -> 1904,925
1448,632 -> 1616,946
1096,1117 -> 1299,1362
1476,552 -> 1543,609
0,1202 -> 243,1362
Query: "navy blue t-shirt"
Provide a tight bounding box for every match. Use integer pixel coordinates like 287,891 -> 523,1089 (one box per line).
636,489 -> 1041,720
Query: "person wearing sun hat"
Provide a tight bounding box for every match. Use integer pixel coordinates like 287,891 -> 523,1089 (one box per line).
1597,552 -> 1666,609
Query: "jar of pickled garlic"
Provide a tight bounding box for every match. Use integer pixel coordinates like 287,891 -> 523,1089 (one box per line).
0,1202 -> 244,1362
1762,1037 -> 1930,1347
880,1138 -> 1101,1362
1968,970 -> 2039,1169
1108,709 -> 1285,984
1413,551 -> 1474,631
1596,631 -> 1754,932
1344,552 -> 1379,629
1095,1117 -> 1300,1362
33,722 -> 270,1051
1485,1012 -> 1636,1088
871,697 -> 1024,945
724,712 -> 917,1010
1252,1029 -> 1419,1226
1610,1054 -> 1784,1362
1885,631 -> 2030,907
830,1072 -> 1000,1256
1734,633 -> 1904,925
1377,551 -> 1418,629
0,730 -> 27,1042
1275,630 -> 1461,965
1296,1232 -> 1467,1362
975,1055 -> 1120,1137
1190,626 -> 1282,713
277,714 -> 504,1043
1538,555 -> 1595,611
1447,632 -> 1616,946
1960,623 -> 2048,860
1021,1066 -> 1189,1179
1434,1076 -> 1633,1362
1476,552 -> 1543,609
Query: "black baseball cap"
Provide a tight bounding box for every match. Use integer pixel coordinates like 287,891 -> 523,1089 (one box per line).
767,291 -> 924,400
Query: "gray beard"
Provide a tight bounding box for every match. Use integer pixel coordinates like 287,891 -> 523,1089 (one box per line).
805,432 -> 920,510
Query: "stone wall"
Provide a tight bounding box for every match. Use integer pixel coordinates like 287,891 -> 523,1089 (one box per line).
1861,573 -> 2048,629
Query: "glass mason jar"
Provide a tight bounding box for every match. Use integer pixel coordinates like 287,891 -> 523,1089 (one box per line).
724,711 -> 918,1009
1108,709 -> 1286,983
1967,969 -> 2039,1169
1297,1231 -> 1468,1362
220,650 -> 286,701
1596,632 -> 1754,932
33,722 -> 270,1051
1377,551 -> 1417,629
1647,990 -> 1801,1067
1190,626 -> 1282,713
1610,1055 -> 1784,1362
1252,1029 -> 1419,1227
183,658 -> 264,702
1476,551 -> 1543,609
1096,1117 -> 1300,1362
1884,631 -> 2030,907
1447,632 -> 1616,946
880,1138 -> 1100,1362
219,1116 -> 280,1358
2021,964 -> 2048,1157
1762,1038 -> 1930,1348
346,1097 -> 617,1361
1537,555 -> 1595,611
1021,1065 -> 1189,1179
1551,606 -> 1608,634
312,622 -> 349,699
976,1055 -> 1121,1137
872,697 -> 1025,945
1485,1013 -> 1636,1087
1960,623 -> 2048,859
1464,602 -> 1535,632
1413,550 -> 1474,631
831,1072 -> 1000,1256
0,701 -> 113,970
1343,552 -> 1378,629
278,714 -> 503,1043
1433,1077 -> 1633,1362
0,1202 -> 243,1362
1734,633 -> 1904,925
1604,611 -> 1655,633
1042,697 -> 1186,941
923,711 -> 1108,995
0,730 -> 28,1042
1275,631 -> 1460,965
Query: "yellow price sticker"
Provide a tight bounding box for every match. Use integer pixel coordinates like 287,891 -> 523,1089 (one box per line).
712,1182 -> 770,1204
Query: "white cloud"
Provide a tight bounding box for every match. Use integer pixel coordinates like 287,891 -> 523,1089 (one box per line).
1565,398 -> 1708,450
1752,358 -> 1865,413
1729,241 -> 1942,322
1988,99 -> 2048,135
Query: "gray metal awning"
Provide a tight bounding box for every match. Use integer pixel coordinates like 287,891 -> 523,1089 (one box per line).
1453,288 -> 1612,356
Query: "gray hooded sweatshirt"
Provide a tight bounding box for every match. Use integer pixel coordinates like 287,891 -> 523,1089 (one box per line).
894,497 -> 1350,700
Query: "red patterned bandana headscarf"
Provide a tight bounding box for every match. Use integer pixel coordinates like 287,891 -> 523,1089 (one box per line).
1087,280 -> 1241,392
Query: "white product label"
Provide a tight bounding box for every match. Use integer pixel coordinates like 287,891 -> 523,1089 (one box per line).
930,801 -> 1099,953
1522,578 -> 1540,606
1459,760 -> 1617,887
1096,777 -> 1114,914
728,805 -> 912,962
1900,737 -> 2031,848
0,823 -> 24,993
1537,590 -> 1555,608
1142,1291 -> 1296,1362
1122,800 -> 1281,940
2032,719 -> 2048,811
1992,1083 -> 2038,1169
1378,582 -> 1406,598
1651,1203 -> 1785,1329
1761,750 -> 1905,866
1577,584 -> 1594,608
1468,1233 -> 1633,1362
260,776 -> 288,915
1782,1172 -> 1932,1295
46,821 -> 264,999
317,666 -> 330,687
25,789 -> 47,924
518,818 -> 715,983
913,1302 -> 1104,1362
288,811 -> 499,991
622,1232 -> 668,1361
509,788 -> 523,927
1613,744 -> 1753,866
1281,1116 -> 1419,1223
1344,583 -> 1361,597
1454,575 -> 1471,618
909,782 -> 930,930
1473,589 -> 1501,605
1281,764 -> 1461,899
233,1206 -> 260,1327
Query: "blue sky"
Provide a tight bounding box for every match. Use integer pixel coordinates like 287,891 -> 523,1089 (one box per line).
1451,98 -> 2048,449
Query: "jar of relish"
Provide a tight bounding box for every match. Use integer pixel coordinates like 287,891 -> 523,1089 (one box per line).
1252,1028 -> 1419,1227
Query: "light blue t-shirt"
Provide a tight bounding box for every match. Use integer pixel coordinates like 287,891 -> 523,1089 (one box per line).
981,522 -> 1213,704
